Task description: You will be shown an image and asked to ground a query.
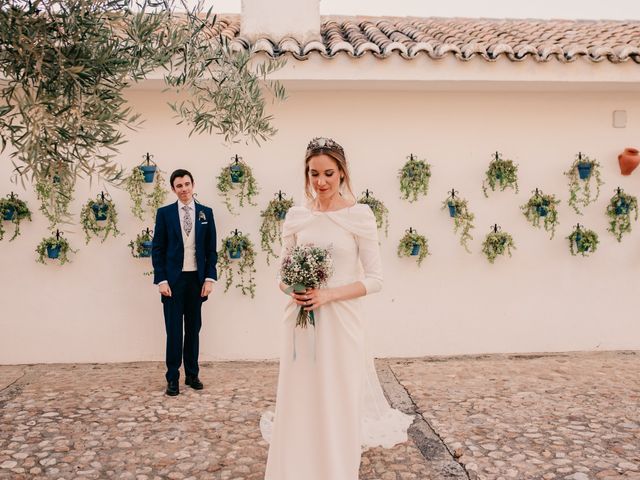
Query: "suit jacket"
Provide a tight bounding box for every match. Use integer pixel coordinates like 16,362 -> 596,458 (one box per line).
152,201 -> 218,302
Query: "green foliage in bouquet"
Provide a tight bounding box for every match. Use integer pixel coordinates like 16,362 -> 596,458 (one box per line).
482,152 -> 519,197
259,194 -> 295,265
79,193 -> 121,244
567,224 -> 599,256
397,228 -> 430,266
399,154 -> 431,202
442,193 -> 475,253
482,227 -> 515,263
357,190 -> 389,237
36,232 -> 75,265
564,153 -> 604,215
520,189 -> 561,239
606,188 -> 638,242
0,192 -> 32,241
217,231 -> 257,298
217,156 -> 259,214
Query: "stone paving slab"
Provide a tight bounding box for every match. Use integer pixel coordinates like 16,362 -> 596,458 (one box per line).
0,362 -> 436,480
390,351 -> 640,480
1,352 -> 638,480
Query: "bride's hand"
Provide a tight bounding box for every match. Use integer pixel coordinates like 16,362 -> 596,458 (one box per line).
300,288 -> 332,311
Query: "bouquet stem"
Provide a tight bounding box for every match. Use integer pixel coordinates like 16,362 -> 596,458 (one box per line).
294,286 -> 315,328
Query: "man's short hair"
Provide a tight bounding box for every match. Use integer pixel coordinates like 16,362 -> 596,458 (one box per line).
170,169 -> 194,188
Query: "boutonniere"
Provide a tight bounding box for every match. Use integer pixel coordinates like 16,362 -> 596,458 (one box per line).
198,211 -> 207,222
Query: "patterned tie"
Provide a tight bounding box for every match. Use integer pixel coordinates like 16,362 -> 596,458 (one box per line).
182,205 -> 192,236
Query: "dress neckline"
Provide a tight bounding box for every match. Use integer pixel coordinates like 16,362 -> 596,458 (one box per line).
308,202 -> 358,214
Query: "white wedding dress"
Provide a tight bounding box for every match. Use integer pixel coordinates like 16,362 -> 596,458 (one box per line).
261,204 -> 413,480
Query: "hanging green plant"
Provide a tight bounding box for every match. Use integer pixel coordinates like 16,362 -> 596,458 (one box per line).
564,152 -> 604,215
259,192 -> 295,265
442,190 -> 475,253
147,169 -> 168,213
397,227 -> 430,266
35,168 -> 75,227
357,189 -> 389,237
399,154 -> 432,202
567,224 -> 599,256
36,230 -> 75,265
125,155 -> 168,220
125,166 -> 146,220
79,192 -> 121,244
606,188 -> 638,242
0,192 -> 32,241
217,155 -> 259,214
520,189 -> 561,239
217,230 -> 257,297
482,225 -> 516,263
482,152 -> 519,197
128,228 -> 154,258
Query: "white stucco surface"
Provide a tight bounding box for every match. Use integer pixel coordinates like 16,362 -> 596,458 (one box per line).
1,74 -> 639,364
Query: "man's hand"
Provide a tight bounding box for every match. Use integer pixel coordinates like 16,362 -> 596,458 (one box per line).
201,280 -> 214,297
159,283 -> 172,297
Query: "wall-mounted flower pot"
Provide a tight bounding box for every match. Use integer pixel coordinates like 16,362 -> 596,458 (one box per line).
47,245 -> 61,259
228,246 -> 242,259
618,147 -> 640,176
615,200 -> 630,215
92,203 -> 108,221
139,165 -> 157,183
577,162 -> 593,180
230,165 -> 244,184
3,206 -> 15,221
410,244 -> 421,256
139,240 -> 153,257
447,203 -> 457,218
277,210 -> 287,220
536,205 -> 549,217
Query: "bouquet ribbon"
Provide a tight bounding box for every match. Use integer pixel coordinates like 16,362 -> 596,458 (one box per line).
285,283 -> 317,361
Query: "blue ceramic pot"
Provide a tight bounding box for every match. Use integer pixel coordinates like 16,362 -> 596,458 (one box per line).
230,165 -> 244,184
536,205 -> 548,217
577,162 -> 592,180
277,210 -> 287,220
139,240 -> 153,258
92,203 -> 108,221
410,244 -> 421,256
139,165 -> 157,183
3,206 -> 15,221
47,245 -> 61,259
615,200 -> 629,215
448,203 -> 457,218
228,245 -> 242,259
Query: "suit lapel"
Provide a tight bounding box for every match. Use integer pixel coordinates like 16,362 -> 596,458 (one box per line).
194,203 -> 203,247
170,202 -> 183,245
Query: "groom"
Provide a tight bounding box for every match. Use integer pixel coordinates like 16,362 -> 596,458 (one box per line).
152,169 -> 218,396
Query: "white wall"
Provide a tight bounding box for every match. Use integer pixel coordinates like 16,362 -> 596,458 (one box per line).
1,85 -> 639,364
208,0 -> 640,20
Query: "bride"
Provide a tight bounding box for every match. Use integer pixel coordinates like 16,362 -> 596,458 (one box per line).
261,137 -> 413,480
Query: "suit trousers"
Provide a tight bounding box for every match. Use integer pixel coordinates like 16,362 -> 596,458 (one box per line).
163,271 -> 202,382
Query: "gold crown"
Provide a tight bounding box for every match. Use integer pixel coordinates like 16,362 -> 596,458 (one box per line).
306,137 -> 344,156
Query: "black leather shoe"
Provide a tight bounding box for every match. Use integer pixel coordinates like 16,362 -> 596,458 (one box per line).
166,380 -> 179,396
185,375 -> 204,390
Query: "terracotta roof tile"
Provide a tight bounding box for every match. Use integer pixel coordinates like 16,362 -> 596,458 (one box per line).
218,15 -> 640,63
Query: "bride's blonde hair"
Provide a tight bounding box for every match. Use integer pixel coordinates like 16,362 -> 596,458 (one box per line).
304,137 -> 355,203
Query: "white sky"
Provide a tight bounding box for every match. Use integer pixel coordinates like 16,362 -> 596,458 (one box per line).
207,0 -> 640,20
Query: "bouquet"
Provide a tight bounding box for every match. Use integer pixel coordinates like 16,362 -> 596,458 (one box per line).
280,244 -> 333,328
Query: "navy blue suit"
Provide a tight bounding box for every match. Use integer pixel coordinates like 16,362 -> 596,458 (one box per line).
152,201 -> 217,382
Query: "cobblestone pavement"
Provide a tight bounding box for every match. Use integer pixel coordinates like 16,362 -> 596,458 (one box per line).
0,351 -> 638,480
390,351 -> 640,480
